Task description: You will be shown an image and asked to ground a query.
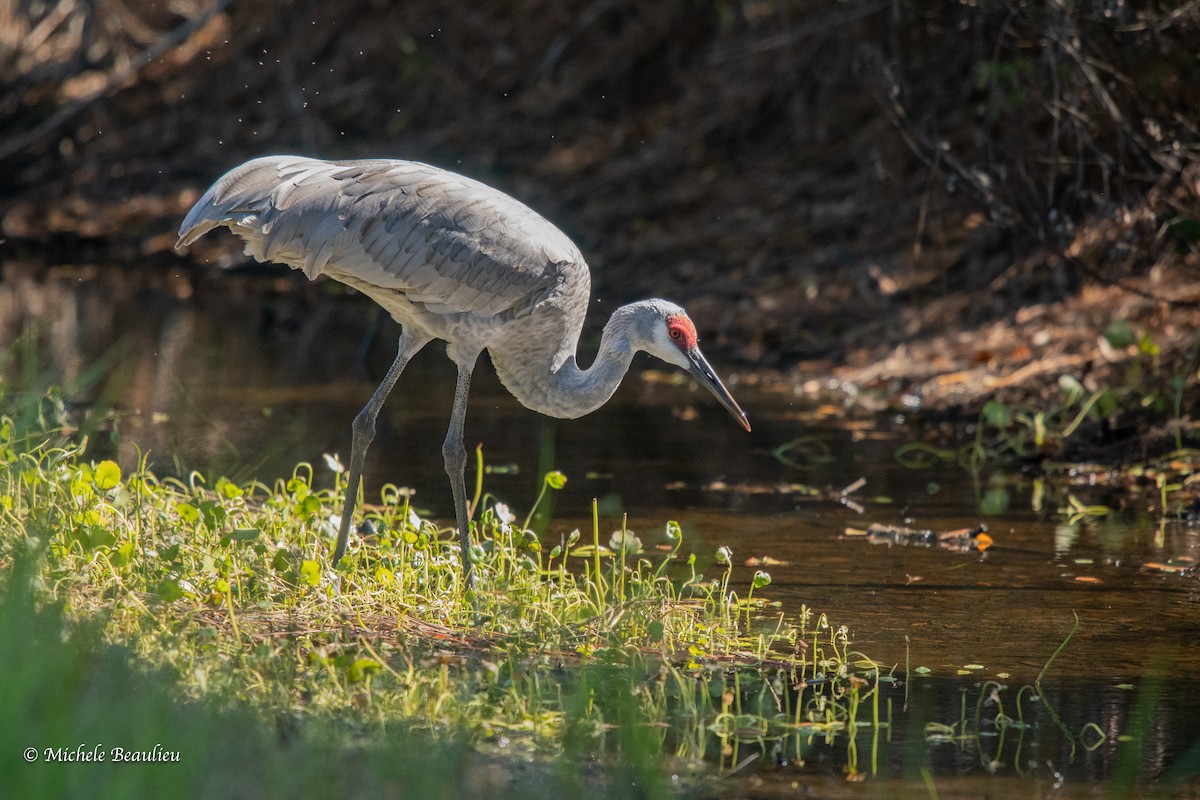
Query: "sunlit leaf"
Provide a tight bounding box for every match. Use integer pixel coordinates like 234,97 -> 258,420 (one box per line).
300,560 -> 321,586
93,460 -> 121,491
1138,330 -> 1161,357
113,540 -> 135,567
296,495 -> 322,517
521,530 -> 541,552
175,502 -> 200,523
608,529 -> 643,555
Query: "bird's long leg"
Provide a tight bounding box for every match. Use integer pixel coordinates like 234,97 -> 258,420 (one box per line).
443,353 -> 481,588
332,332 -> 430,565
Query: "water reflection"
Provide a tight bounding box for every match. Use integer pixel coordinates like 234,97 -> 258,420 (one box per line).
3,260 -> 1199,790
666,674 -> 1199,791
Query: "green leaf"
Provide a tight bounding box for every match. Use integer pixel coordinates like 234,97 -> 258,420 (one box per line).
1138,330 -> 1161,357
113,540 -> 135,567
1104,319 -> 1137,349
347,658 -> 381,682
980,487 -> 1010,515
981,400 -> 1012,428
751,570 -> 772,589
154,579 -> 184,601
608,529 -> 643,555
198,500 -> 226,531
176,502 -> 200,524
229,527 -> 261,542
296,495 -> 322,517
221,527 -> 262,546
216,477 -> 243,500
81,525 -> 116,550
93,460 -> 121,491
648,621 -> 664,643
300,559 -> 322,586
271,550 -> 293,573
544,470 -> 568,490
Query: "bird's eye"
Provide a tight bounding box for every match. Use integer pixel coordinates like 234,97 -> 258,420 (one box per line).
669,328 -> 681,339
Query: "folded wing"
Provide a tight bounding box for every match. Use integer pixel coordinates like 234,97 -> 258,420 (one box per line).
177,155 -> 582,319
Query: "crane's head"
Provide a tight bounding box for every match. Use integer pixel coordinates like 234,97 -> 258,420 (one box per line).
638,301 -> 751,433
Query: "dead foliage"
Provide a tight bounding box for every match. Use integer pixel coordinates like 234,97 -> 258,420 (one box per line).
1,0 -> 1198,423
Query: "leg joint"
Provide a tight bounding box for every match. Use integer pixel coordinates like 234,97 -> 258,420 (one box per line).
442,437 -> 467,471
352,407 -> 376,441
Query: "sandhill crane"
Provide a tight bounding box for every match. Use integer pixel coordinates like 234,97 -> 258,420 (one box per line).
176,156 -> 750,585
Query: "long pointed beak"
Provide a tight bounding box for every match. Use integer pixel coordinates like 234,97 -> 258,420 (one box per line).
686,347 -> 751,432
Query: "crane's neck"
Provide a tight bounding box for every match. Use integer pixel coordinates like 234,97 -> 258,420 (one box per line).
490,304 -> 648,420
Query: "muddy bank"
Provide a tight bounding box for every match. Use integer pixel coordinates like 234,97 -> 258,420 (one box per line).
1,1 -> 1198,453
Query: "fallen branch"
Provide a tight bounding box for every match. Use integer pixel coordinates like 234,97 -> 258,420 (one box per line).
0,0 -> 230,164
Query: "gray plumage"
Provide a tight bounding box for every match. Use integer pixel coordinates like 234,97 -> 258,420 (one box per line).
177,155 -> 749,583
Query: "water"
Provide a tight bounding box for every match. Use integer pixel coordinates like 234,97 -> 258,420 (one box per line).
4,260 -> 1199,793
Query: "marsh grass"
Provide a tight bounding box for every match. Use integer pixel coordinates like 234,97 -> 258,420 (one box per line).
0,390 -> 884,794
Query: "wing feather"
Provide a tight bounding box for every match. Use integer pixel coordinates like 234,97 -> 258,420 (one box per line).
177,155 -> 582,320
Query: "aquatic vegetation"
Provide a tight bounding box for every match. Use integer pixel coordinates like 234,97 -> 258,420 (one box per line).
0,389 -> 884,790
896,322 -> 1200,471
